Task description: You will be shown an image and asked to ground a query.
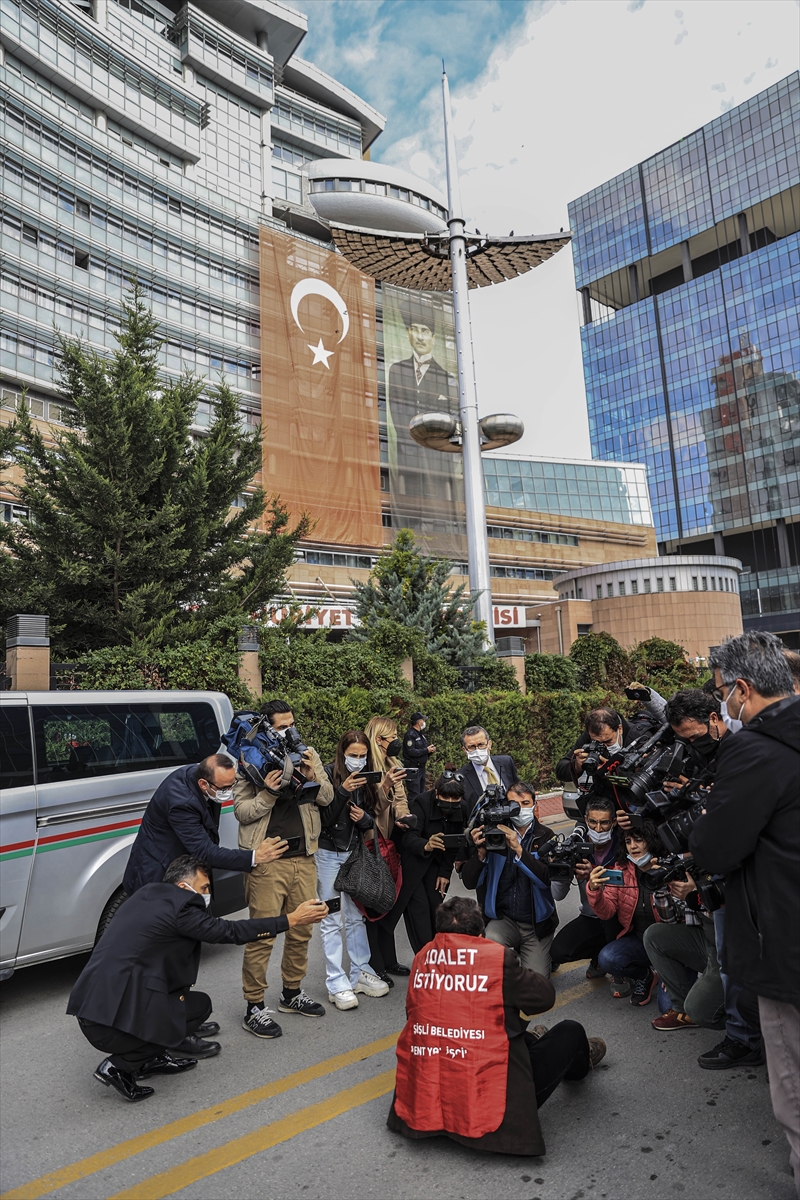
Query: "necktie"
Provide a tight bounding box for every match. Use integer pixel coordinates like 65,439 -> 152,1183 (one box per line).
485,764 -> 499,786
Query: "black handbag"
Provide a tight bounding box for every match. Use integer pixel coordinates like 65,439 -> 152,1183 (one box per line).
334,833 -> 396,914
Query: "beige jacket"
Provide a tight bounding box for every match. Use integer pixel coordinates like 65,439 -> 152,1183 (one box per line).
366,780 -> 410,842
233,746 -> 333,856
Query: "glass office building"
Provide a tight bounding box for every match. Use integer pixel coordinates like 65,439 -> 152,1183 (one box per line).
569,73 -> 800,643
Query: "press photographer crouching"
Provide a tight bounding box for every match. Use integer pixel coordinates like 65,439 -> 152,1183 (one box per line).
587,822 -> 666,1006
387,896 -> 606,1156
461,781 -> 559,977
549,798 -> 622,980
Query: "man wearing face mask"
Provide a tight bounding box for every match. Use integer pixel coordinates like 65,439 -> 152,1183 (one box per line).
68,855 -> 327,1102
690,633 -> 800,1193
461,782 -> 559,976
550,798 -> 622,979
402,712 -> 437,800
123,755 -> 279,900
234,699 -> 333,1038
459,725 -> 519,814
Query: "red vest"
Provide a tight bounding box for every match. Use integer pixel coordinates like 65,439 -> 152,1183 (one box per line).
394,933 -> 509,1138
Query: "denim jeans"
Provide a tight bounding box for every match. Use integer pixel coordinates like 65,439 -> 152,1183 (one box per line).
714,908 -> 761,1048
316,848 -> 372,995
597,934 -> 650,980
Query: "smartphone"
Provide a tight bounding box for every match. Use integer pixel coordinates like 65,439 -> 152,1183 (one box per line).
402,767 -> 419,777
603,868 -> 625,886
283,835 -> 303,853
625,686 -> 651,701
322,896 -> 341,913
441,833 -> 465,850
357,770 -> 382,784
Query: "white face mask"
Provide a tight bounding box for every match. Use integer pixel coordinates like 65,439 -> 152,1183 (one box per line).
604,741 -> 621,755
211,787 -> 234,803
720,698 -> 743,734
467,748 -> 490,766
182,884 -> 211,907
419,722 -> 426,731
627,851 -> 652,868
345,754 -> 367,773
587,828 -> 613,845
274,726 -> 289,738
511,807 -> 535,828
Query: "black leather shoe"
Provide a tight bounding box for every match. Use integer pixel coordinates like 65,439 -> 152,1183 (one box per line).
139,1052 -> 198,1078
173,1034 -> 221,1058
197,1021 -> 220,1036
94,1058 -> 154,1102
385,963 -> 411,976
376,970 -> 395,988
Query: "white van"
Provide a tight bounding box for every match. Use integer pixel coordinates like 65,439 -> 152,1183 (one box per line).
0,690 -> 239,980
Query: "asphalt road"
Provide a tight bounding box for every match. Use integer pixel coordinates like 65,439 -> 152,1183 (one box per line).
0,875 -> 794,1200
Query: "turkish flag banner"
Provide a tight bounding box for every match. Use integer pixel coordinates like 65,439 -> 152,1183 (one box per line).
394,933 -> 509,1138
259,228 -> 383,547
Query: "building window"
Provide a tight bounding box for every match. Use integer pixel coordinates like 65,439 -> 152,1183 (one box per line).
596,584 -> 602,599
631,579 -> 639,594
702,577 -> 708,591
711,577 -> 716,590
607,583 -> 614,598
692,577 -> 698,591
643,578 -> 651,593
718,578 -> 723,591
619,581 -> 626,596
670,577 -> 677,591
577,624 -> 592,636
656,577 -> 664,592
382,511 -> 392,527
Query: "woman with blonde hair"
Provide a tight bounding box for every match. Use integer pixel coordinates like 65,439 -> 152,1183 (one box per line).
362,715 -> 414,984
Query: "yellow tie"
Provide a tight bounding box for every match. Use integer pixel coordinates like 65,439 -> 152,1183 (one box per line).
485,764 -> 499,786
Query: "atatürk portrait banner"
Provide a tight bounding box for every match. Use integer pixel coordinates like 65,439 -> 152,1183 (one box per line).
259,227 -> 383,548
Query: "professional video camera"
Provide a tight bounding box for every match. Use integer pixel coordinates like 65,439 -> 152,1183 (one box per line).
469,783 -> 521,851
639,849 -> 724,912
222,711 -> 321,801
600,724 -> 689,809
538,827 -> 595,881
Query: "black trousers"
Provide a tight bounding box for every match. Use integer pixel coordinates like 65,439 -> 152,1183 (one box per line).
402,767 -> 424,800
78,990 -> 212,1071
525,1019 -> 591,1108
551,913 -> 618,966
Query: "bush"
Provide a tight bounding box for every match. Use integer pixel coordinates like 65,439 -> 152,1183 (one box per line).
76,638 -> 254,708
569,632 -> 632,691
629,637 -> 702,695
525,653 -> 579,692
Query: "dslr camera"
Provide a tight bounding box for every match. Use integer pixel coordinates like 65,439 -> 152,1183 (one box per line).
472,783 -> 521,851
580,741 -> 614,775
538,827 -> 595,881
640,848 -> 724,912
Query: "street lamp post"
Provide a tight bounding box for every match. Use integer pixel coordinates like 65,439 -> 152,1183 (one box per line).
441,69 -> 493,642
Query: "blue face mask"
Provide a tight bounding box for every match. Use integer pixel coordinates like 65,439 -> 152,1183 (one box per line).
627,851 -> 652,868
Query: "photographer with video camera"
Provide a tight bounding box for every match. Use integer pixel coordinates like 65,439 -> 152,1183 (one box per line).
461,781 -> 559,976
316,731 -> 389,1010
689,632 -> 800,1192
233,699 -> 333,1038
549,797 -> 622,980
395,770 -> 468,954
587,821 -> 666,1006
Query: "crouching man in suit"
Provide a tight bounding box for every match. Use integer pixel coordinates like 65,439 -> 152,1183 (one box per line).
67,855 -> 327,1102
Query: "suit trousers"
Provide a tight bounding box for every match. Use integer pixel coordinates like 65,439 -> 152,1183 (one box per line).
242,855 -> 317,1001
525,1019 -> 591,1108
759,997 -> 800,1197
78,990 -> 212,1070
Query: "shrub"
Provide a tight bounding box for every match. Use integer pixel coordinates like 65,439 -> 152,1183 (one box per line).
569,631 -> 632,691
525,653 -> 579,692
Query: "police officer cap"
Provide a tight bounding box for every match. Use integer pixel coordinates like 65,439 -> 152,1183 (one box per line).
409,712 -> 426,724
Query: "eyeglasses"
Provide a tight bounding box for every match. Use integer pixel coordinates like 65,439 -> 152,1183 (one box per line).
586,819 -> 614,830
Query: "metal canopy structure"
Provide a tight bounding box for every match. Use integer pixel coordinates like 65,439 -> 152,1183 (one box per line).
329,224 -> 572,291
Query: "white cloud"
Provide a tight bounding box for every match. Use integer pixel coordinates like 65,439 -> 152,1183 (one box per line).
373,0 -> 800,459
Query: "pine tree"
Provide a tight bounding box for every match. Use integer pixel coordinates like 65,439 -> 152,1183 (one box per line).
352,528 -> 485,666
0,290 -> 308,655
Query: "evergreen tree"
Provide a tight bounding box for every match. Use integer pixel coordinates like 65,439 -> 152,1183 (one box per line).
352,528 -> 485,667
0,290 -> 308,655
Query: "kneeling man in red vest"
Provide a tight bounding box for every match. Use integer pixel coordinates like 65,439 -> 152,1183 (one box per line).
388,895 -> 606,1155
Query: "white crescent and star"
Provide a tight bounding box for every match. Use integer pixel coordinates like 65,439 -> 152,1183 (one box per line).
289,278 -> 349,369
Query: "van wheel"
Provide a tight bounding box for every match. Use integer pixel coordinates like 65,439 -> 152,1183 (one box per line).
96,887 -> 128,943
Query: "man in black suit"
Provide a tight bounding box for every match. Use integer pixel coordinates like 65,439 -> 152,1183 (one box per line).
68,855 -> 326,1102
123,754 -> 280,896
459,724 -> 520,818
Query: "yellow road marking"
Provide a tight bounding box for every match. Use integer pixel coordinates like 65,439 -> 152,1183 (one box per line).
2,963 -> 602,1200
108,1071 -> 397,1200
0,1034 -> 399,1200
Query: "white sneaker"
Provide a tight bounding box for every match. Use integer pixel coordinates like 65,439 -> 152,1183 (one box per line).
327,989 -> 358,1010
354,970 -> 390,998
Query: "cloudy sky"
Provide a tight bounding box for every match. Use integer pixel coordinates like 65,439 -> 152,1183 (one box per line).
297,0 -> 800,459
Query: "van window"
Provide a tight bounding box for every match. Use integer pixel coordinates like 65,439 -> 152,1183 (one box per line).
31,703 -> 220,784
0,707 -> 35,789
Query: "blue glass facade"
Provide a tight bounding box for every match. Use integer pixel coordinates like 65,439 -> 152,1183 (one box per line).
483,457 -> 652,527
570,73 -> 800,639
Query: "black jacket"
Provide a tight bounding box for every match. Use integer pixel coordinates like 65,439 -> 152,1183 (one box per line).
461,819 -> 558,939
459,754 -> 520,814
318,764 -> 375,854
554,712 -> 662,785
123,764 -> 253,894
402,727 -> 430,767
689,695 -> 800,1008
399,790 -> 464,892
67,883 -> 289,1046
